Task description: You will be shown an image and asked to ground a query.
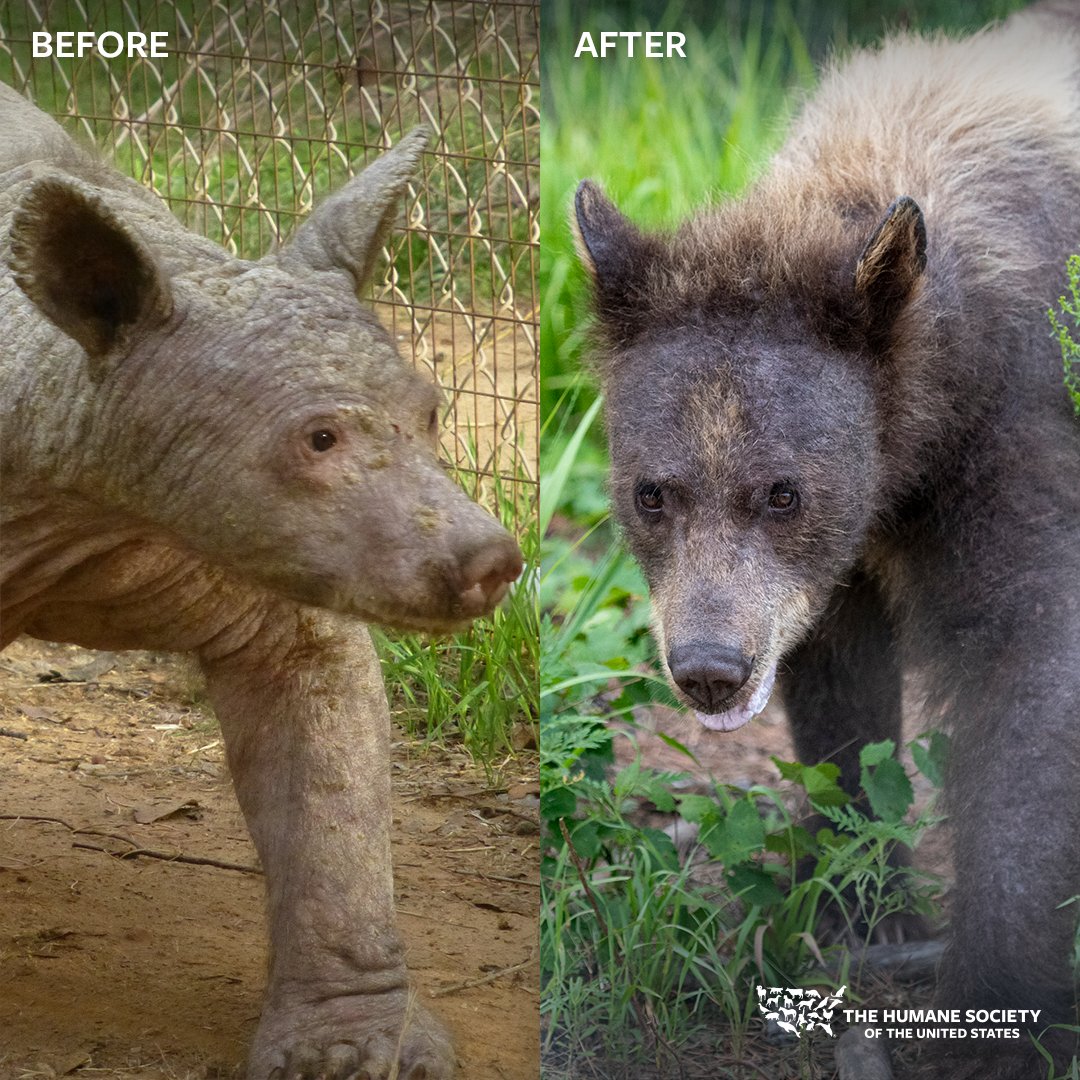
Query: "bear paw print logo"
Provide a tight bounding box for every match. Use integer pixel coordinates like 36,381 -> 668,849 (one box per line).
756,985 -> 846,1038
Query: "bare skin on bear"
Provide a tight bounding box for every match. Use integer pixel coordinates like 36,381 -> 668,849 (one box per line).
0,83 -> 522,1080
574,5 -> 1079,1079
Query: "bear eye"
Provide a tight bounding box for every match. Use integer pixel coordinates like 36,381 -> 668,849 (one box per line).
310,429 -> 337,452
636,482 -> 664,516
428,407 -> 439,437
768,482 -> 799,513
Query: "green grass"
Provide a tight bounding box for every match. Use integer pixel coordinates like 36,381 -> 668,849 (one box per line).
1049,253 -> 1080,416
376,458 -> 539,767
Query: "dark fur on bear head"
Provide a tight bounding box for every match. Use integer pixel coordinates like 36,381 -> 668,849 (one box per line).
573,182 -> 930,727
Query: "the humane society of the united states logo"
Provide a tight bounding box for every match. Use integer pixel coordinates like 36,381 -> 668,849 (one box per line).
755,984 -> 847,1038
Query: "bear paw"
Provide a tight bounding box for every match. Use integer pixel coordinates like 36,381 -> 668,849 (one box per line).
248,990 -> 453,1080
911,1039 -> 1058,1080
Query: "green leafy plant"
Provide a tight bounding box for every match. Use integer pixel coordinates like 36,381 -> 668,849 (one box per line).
541,731 -> 946,1075
1049,253 -> 1080,415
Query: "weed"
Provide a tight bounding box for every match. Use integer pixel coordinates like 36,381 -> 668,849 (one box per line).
376,450 -> 538,768
1049,253 -> 1080,416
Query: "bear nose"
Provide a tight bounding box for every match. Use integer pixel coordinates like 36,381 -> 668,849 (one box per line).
667,643 -> 753,714
456,537 -> 524,616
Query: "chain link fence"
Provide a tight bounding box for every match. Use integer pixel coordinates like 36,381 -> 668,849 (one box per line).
0,0 -> 539,524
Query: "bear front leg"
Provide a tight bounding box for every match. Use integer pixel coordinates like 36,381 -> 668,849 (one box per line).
781,570 -> 903,792
923,693 -> 1080,1080
198,605 -> 453,1080
779,570 -> 925,943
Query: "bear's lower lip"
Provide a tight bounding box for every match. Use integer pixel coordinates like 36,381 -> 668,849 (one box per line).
695,706 -> 755,732
694,660 -> 777,732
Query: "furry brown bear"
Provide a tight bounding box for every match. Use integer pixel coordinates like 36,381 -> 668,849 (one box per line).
574,4 -> 1080,1078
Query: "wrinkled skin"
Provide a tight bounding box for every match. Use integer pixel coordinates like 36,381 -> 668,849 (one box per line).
0,83 -> 522,1079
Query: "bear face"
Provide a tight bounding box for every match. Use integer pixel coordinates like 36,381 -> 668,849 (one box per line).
601,314 -> 881,728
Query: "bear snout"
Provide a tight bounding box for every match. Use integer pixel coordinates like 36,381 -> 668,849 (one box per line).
455,536 -> 524,617
667,641 -> 753,714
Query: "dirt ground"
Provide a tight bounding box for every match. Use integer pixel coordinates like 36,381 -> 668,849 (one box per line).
0,639 -> 540,1080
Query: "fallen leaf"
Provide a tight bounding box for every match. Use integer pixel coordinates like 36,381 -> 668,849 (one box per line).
18,705 -> 61,724
133,798 -> 203,824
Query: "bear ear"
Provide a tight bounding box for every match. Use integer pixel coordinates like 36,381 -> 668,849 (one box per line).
573,180 -> 642,286
573,180 -> 660,336
9,177 -> 173,358
854,196 -> 926,331
277,126 -> 428,296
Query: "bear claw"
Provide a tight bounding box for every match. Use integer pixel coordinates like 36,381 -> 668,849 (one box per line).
251,998 -> 453,1080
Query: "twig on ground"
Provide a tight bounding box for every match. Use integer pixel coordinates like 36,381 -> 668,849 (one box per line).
0,813 -> 77,828
72,840 -> 261,874
449,866 -> 541,887
398,908 -> 483,931
729,1058 -> 777,1080
0,812 -> 261,873
431,948 -> 535,997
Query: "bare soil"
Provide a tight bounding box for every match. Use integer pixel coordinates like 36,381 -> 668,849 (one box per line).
0,639 -> 539,1080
